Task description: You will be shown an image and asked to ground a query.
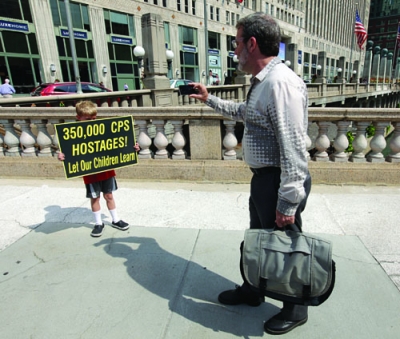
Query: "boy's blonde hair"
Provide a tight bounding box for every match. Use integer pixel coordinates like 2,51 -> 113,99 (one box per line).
76,100 -> 97,117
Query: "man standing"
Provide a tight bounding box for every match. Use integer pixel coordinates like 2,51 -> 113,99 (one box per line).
0,79 -> 16,98
190,13 -> 311,335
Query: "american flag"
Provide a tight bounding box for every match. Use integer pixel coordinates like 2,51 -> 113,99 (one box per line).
354,9 -> 367,49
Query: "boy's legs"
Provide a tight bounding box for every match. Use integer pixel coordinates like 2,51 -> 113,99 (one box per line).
100,178 -> 129,230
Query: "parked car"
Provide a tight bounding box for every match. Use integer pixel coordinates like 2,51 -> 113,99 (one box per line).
30,82 -> 112,96
169,79 -> 193,89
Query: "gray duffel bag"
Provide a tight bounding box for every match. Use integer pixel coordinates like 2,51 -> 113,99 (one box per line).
242,228 -> 336,306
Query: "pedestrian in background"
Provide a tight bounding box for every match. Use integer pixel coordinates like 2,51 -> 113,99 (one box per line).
190,12 -> 311,335
0,79 -> 15,98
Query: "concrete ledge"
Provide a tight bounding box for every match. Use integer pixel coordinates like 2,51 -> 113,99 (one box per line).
1,157 -> 400,185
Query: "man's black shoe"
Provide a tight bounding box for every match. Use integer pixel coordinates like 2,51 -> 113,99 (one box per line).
264,312 -> 308,335
218,284 -> 263,307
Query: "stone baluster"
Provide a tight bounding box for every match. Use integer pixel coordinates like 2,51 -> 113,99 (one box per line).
152,120 -> 169,159
17,119 -> 37,157
331,121 -> 350,162
306,126 -> 312,160
52,122 -> 60,158
136,120 -> 152,159
0,120 -> 21,156
0,124 -> 4,156
182,95 -> 190,105
130,97 -> 138,107
121,96 -> 129,107
350,121 -> 371,162
387,122 -> 400,162
99,99 -> 108,107
367,121 -> 389,162
313,121 -> 331,161
223,120 -> 237,160
32,119 -> 53,157
111,98 -> 119,107
170,120 -> 186,160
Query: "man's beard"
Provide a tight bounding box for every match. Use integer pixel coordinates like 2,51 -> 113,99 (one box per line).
237,46 -> 249,72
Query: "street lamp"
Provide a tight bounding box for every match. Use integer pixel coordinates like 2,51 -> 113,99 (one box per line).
166,49 -> 174,79
316,64 -> 322,76
133,46 -> 145,69
285,60 -> 291,67
166,50 -> 174,70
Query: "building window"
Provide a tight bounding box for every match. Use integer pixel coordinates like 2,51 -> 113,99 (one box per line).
50,0 -> 90,31
192,0 -> 196,15
208,31 -> 220,49
184,0 -> 189,13
226,11 -> 230,25
210,6 -> 214,20
104,10 -> 135,37
216,8 -> 220,22
0,0 -> 32,22
179,25 -> 197,45
177,0 -> 181,11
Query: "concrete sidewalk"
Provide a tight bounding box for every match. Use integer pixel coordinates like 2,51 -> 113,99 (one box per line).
0,178 -> 399,338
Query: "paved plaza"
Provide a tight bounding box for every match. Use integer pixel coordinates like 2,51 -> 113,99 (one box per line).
0,178 -> 399,338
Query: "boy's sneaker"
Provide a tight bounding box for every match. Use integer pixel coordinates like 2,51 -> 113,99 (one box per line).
91,224 -> 104,237
112,220 -> 129,231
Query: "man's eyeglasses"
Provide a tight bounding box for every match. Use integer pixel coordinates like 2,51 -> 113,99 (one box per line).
232,37 -> 244,49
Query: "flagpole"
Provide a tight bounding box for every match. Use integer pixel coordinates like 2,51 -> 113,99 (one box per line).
393,21 -> 400,75
348,4 -> 358,82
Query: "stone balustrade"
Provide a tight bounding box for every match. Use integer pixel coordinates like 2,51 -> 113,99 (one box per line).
1,106 -> 400,165
0,81 -> 399,108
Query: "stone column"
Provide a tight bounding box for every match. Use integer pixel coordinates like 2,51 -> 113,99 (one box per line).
29,0 -> 61,82
387,52 -> 393,84
316,51 -> 327,83
89,6 -> 111,88
139,13 -> 174,107
371,46 -> 381,84
352,60 -> 360,83
286,43 -> 298,74
363,41 -> 374,83
337,56 -> 346,83
379,48 -> 388,84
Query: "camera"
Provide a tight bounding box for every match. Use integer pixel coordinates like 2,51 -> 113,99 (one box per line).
178,85 -> 197,95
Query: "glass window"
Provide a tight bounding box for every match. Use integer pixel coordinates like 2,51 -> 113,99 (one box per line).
192,0 -> 196,15
0,0 -> 23,20
164,22 -> 171,46
50,0 -> 91,31
104,10 -> 134,36
2,31 -> 29,54
209,31 -> 220,49
180,26 -> 197,45
114,44 -> 131,61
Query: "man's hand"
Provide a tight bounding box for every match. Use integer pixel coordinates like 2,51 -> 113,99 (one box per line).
57,152 -> 65,161
189,83 -> 209,102
275,210 -> 295,228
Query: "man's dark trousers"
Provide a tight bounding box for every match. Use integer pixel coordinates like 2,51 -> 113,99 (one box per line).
240,166 -> 312,320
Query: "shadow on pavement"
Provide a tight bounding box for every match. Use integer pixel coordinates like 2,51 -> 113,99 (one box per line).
94,236 -> 280,337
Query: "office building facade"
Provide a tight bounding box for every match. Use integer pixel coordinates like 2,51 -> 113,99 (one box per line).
0,0 -> 370,93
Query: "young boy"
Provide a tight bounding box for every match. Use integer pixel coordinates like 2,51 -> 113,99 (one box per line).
58,100 -> 138,237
